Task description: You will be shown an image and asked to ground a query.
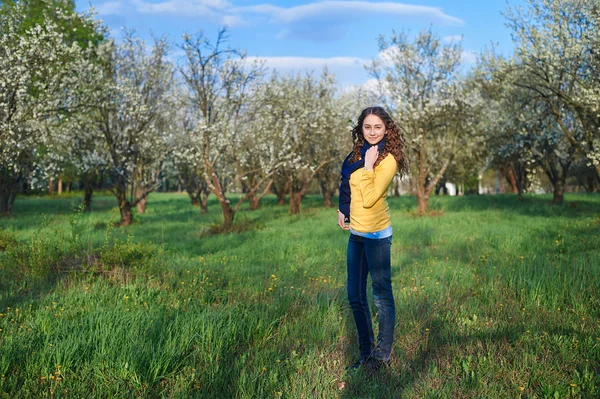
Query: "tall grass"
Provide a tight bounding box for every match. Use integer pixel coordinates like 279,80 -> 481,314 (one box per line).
0,193 -> 599,398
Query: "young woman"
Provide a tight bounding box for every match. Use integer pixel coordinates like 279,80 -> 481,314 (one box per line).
337,106 -> 407,370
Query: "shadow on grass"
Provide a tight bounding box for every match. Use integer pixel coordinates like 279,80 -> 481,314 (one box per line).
0,193 -> 322,311
339,294 -> 599,398
126,194 -> 331,257
0,272 -> 69,311
10,194 -> 117,215
392,193 -> 600,219
336,211 -> 600,398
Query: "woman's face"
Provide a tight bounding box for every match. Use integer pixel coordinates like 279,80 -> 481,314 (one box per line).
362,114 -> 386,145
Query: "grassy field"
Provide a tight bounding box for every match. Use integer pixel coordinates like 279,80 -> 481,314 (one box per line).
0,192 -> 599,398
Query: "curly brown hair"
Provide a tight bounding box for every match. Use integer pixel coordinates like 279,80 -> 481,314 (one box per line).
349,106 -> 408,176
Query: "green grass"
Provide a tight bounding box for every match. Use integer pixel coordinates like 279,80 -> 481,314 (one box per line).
0,192 -> 599,398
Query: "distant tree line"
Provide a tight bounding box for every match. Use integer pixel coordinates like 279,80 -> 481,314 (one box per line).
1,0 -> 598,228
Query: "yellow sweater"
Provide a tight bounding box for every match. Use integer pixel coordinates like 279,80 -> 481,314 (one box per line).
349,153 -> 398,233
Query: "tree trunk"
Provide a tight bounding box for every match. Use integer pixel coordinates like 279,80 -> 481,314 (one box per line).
58,178 -> 63,195
135,184 -> 148,214
82,172 -> 100,212
200,194 -> 209,214
276,192 -> 286,206
242,179 -> 260,210
66,178 -> 72,193
271,174 -> 289,206
248,191 -> 259,210
48,178 -> 54,195
506,168 -> 518,194
0,188 -> 17,216
0,170 -> 19,216
219,199 -> 234,230
137,196 -> 147,214
205,163 -> 235,230
289,171 -> 315,215
552,179 -> 565,204
416,188 -> 429,215
199,184 -> 211,214
119,202 -> 133,226
513,163 -> 528,200
1,193 -> 15,216
517,185 -> 524,200
290,192 -> 302,214
319,181 -> 335,207
187,187 -> 200,206
594,163 -> 600,187
322,190 -> 333,207
540,152 -> 574,205
393,177 -> 401,197
189,193 -> 200,206
586,176 -> 596,193
83,185 -> 94,212
416,144 -> 429,214
115,187 -> 134,225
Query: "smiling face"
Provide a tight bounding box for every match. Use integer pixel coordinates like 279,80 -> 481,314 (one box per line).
362,114 -> 386,145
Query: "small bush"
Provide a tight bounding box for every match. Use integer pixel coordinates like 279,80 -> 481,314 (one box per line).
98,236 -> 156,270
0,229 -> 18,251
203,217 -> 265,236
0,231 -> 68,279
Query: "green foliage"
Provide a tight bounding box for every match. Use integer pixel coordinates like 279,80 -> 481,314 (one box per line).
98,235 -> 156,271
0,193 -> 599,398
0,229 -> 17,251
0,202 -> 158,282
0,214 -> 69,278
0,0 -> 104,46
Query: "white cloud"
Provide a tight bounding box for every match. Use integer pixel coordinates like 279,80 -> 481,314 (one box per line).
245,55 -> 367,70
132,0 -> 207,14
461,50 -> 478,64
243,55 -> 372,85
235,4 -> 280,15
222,14 -> 248,27
129,0 -> 249,27
95,1 -> 123,16
200,0 -> 231,8
130,0 -> 228,15
231,2 -> 463,41
123,1 -> 463,35
443,35 -> 463,43
235,1 -> 464,26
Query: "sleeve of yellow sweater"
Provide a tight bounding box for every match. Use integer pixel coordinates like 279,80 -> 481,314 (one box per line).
359,154 -> 397,208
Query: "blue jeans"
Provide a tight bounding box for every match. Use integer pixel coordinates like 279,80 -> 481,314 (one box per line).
347,233 -> 396,361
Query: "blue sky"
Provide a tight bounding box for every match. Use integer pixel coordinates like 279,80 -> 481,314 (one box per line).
78,0 -> 525,85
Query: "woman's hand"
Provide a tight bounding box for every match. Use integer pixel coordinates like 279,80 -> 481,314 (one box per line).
364,146 -> 379,170
338,210 -> 350,230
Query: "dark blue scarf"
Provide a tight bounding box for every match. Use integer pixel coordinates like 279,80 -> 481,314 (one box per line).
338,139 -> 386,221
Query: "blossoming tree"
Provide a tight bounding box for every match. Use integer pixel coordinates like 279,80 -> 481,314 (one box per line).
505,0 -> 600,183
91,32 -> 176,225
368,29 -> 482,214
0,3 -> 100,214
178,28 -> 275,230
